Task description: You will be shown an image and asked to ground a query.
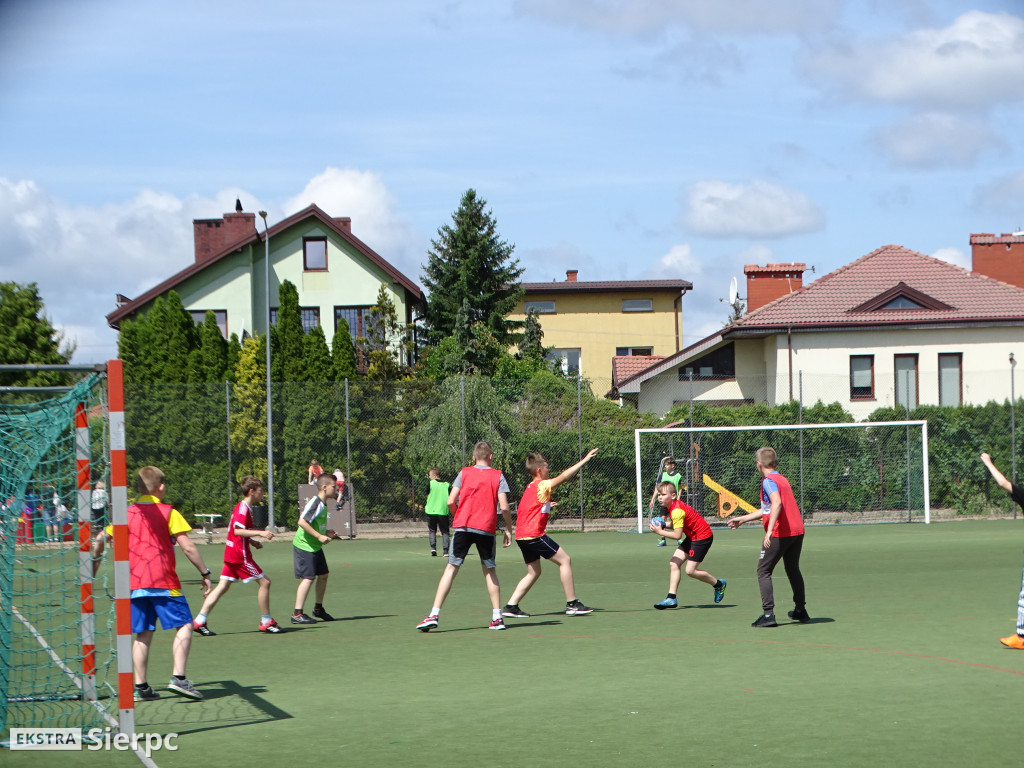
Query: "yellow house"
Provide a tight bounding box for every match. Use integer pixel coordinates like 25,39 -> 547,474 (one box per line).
510,270 -> 692,394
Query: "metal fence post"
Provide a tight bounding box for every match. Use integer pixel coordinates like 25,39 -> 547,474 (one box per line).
344,378 -> 352,483
798,371 -> 805,516
460,375 -> 466,462
577,373 -> 584,531
225,380 -> 232,506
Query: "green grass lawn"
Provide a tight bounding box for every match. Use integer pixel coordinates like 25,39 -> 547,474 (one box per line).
8,520 -> 1024,767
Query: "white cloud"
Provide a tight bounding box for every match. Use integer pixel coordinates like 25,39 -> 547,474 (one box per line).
872,112 -> 1003,168
805,11 -> 1024,111
283,167 -> 422,278
931,246 -> 970,270
515,0 -> 840,37
682,179 -> 824,238
973,169 -> 1024,218
655,243 -> 702,278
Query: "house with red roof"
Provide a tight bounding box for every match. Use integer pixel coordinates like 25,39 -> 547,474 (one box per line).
106,202 -> 423,362
617,240 -> 1024,418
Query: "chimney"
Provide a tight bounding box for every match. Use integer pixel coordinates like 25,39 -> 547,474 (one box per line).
970,232 -> 1024,289
334,217 -> 352,234
193,210 -> 256,263
566,269 -> 578,282
743,263 -> 806,312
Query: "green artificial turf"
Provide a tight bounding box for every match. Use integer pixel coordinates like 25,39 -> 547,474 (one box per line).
7,520 -> 1024,767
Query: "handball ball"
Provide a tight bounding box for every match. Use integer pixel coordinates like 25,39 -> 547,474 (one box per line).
651,516 -> 665,528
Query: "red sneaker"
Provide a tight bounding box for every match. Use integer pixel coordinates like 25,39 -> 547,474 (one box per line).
259,620 -> 282,634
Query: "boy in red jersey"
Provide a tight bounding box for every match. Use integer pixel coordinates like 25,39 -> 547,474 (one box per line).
501,448 -> 599,620
123,466 -> 212,702
192,476 -> 280,636
416,441 -> 513,632
727,446 -> 808,627
650,482 -> 726,609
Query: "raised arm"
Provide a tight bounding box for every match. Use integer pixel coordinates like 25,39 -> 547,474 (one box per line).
550,448 -> 599,490
981,452 -> 1013,493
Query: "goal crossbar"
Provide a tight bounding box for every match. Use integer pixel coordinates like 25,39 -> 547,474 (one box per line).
633,420 -> 930,532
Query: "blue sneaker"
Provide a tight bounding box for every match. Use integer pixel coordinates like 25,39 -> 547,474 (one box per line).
654,597 -> 678,610
656,539 -> 667,547
714,580 -> 727,603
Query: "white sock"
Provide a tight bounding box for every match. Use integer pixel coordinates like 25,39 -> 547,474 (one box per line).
195,613 -> 207,625
492,609 -> 501,620
431,607 -> 441,616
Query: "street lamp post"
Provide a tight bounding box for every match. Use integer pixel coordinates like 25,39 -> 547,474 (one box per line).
258,211 -> 275,530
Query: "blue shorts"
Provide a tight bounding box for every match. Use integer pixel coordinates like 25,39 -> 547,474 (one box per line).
130,595 -> 193,633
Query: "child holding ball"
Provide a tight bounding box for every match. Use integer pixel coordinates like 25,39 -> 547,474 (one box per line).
650,482 -> 726,609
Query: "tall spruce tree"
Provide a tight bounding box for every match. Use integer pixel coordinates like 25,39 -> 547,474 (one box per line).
421,189 -> 524,345
0,282 -> 74,388
331,319 -> 358,381
361,283 -> 408,381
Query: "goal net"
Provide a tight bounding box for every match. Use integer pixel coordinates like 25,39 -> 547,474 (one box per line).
0,365 -> 127,744
634,421 -> 930,532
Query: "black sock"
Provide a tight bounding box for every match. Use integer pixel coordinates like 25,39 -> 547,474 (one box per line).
714,580 -> 723,588
314,603 -> 323,611
172,674 -> 186,682
135,682 -> 148,690
293,609 -> 303,616
667,593 -> 676,600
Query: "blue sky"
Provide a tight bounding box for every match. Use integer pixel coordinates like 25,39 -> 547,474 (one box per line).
1,0 -> 1023,363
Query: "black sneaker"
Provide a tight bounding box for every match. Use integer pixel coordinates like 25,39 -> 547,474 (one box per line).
752,613 -> 778,628
291,612 -> 317,625
312,607 -> 335,622
133,685 -> 160,702
788,607 -> 811,623
566,600 -> 593,616
501,604 -> 530,618
431,549 -> 437,557
192,621 -> 216,637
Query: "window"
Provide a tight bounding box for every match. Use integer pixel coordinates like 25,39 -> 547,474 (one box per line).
546,348 -> 580,375
880,296 -> 925,310
894,354 -> 918,409
269,308 -> 278,327
189,310 -> 228,338
300,307 -> 320,334
616,347 -> 654,356
850,355 -> 874,399
679,344 -> 735,379
335,306 -> 372,340
525,300 -> 556,314
303,237 -> 327,270
938,353 -> 962,407
621,298 -> 653,312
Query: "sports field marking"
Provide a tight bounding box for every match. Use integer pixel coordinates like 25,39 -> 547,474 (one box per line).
11,605 -> 160,768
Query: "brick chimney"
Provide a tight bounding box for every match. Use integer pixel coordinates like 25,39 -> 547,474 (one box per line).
193,211 -> 256,263
743,263 -> 806,312
334,217 -> 352,234
970,232 -> 1024,289
566,270 -> 578,282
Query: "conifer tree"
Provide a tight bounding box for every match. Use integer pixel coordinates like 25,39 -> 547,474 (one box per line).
331,319 -> 358,381
0,282 -> 73,388
421,189 -> 524,345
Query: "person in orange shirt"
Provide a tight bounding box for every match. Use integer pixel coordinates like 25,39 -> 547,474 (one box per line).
501,448 -> 599,620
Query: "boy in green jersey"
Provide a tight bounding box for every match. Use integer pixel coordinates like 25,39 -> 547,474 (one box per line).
424,467 -> 451,557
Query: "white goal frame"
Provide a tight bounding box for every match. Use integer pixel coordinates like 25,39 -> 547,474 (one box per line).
633,420 -> 930,532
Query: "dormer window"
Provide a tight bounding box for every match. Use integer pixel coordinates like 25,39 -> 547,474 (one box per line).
879,296 -> 924,310
849,282 -> 953,313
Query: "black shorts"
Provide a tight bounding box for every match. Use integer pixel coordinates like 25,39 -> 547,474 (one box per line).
449,530 -> 497,568
516,535 -> 560,564
293,547 -> 329,579
90,508 -> 106,534
677,535 -> 713,563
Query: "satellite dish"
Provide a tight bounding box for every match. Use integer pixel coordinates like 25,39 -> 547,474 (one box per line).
728,276 -> 738,306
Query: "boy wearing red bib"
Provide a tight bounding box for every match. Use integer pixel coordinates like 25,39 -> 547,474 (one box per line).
502,448 -> 598,619
728,446 -> 808,627
192,476 -> 279,636
417,441 -> 514,632
650,483 -> 726,609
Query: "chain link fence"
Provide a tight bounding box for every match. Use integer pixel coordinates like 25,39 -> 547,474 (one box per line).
123,372 -> 1023,532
